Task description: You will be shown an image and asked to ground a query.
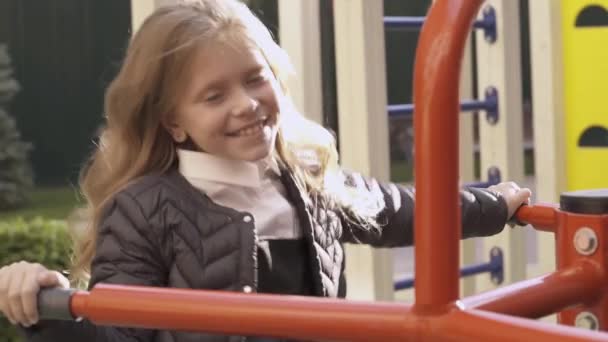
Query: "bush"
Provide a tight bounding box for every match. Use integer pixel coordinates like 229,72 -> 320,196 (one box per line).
0,217 -> 72,341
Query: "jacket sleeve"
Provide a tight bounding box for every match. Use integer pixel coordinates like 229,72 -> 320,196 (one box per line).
23,192 -> 166,342
340,172 -> 509,248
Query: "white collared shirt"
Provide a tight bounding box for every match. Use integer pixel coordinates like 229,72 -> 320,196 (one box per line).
177,149 -> 301,240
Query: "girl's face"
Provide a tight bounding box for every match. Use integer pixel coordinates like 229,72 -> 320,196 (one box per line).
166,40 -> 281,161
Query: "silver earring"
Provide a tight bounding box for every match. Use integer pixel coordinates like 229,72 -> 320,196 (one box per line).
174,132 -> 186,143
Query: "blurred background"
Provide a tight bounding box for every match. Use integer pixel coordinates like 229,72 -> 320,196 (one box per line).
0,0 -> 533,221
0,1 -> 535,339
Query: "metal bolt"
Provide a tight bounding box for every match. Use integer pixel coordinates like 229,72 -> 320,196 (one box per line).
573,227 -> 598,255
575,312 -> 599,331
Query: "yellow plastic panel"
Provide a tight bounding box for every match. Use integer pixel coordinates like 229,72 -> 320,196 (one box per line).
562,0 -> 608,190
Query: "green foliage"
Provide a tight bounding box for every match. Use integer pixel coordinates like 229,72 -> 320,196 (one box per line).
0,217 -> 72,341
0,109 -> 34,210
0,217 -> 72,267
0,45 -> 20,107
0,44 -> 34,210
0,187 -> 80,222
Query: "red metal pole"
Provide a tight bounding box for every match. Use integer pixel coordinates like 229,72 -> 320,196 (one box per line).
60,281 -> 608,342
515,204 -> 560,232
460,261 -> 605,318
70,284 -> 416,341
435,309 -> 608,341
413,0 -> 484,313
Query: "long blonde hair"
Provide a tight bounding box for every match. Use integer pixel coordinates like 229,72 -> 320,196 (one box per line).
72,0 -> 383,284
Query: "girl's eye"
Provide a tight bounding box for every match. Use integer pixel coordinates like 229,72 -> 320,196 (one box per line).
247,74 -> 266,85
204,93 -> 223,103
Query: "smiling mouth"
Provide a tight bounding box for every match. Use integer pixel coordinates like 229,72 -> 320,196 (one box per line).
226,117 -> 270,137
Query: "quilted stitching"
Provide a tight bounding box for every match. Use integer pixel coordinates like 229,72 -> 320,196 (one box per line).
91,170 -> 351,341
308,204 -> 345,297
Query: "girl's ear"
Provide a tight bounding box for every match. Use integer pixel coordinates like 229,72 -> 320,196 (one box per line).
161,113 -> 188,143
294,148 -> 321,176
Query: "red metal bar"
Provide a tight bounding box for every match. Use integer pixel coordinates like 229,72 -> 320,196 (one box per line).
460,261 -> 605,318
413,0 -> 484,314
515,204 -> 560,232
66,284 -> 608,341
71,284 -> 416,341
435,309 -> 608,341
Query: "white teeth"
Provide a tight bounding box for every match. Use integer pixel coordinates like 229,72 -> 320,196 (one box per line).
232,120 -> 266,137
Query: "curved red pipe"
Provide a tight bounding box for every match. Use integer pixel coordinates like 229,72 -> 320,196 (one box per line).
413,0 -> 485,313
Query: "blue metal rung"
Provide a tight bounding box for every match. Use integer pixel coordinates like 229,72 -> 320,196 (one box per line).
464,166 -> 501,188
394,247 -> 504,291
384,5 -> 497,43
383,17 -> 426,29
388,86 -> 499,125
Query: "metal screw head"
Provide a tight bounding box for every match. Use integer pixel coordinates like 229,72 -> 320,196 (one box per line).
575,312 -> 599,330
573,227 -> 598,255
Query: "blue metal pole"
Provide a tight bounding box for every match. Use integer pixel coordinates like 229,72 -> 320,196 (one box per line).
394,277 -> 415,291
394,247 -> 503,291
388,87 -> 499,124
383,17 -> 426,29
388,98 -> 492,117
464,167 -> 501,188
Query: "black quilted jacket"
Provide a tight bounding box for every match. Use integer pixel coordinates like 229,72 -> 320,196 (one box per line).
25,168 -> 508,342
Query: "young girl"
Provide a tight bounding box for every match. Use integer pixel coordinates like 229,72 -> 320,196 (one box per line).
0,0 -> 531,341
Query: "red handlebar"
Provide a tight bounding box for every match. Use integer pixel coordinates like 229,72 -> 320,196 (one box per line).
514,204 -> 560,232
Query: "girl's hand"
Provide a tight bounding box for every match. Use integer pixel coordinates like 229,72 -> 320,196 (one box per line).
0,261 -> 69,327
488,182 -> 532,219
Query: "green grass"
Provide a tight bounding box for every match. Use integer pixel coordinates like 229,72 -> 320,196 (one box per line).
391,160 -> 414,183
0,187 -> 82,222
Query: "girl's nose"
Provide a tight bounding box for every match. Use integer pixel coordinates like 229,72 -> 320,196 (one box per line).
231,89 -> 259,117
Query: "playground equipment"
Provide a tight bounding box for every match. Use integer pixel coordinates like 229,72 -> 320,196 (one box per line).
387,86 -> 499,125
562,1 -> 608,191
383,0 -> 522,299
395,247 -> 504,291
19,0 -> 608,340
384,5 -> 497,43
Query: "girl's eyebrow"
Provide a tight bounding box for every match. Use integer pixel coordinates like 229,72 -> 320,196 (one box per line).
243,64 -> 265,75
191,79 -> 226,101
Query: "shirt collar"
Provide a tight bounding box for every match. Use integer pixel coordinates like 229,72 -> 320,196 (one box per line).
177,149 -> 280,188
